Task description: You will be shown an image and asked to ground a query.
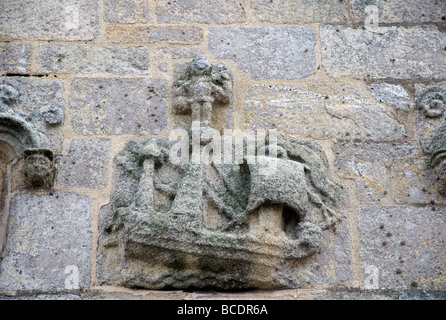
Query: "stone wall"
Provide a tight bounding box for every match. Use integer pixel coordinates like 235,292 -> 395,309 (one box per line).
0,0 -> 445,300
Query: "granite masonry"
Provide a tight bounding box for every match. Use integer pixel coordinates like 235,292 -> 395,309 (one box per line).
0,0 -> 445,300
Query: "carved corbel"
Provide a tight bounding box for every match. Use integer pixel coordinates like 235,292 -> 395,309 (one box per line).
0,82 -> 63,189
418,88 -> 446,191
23,148 -> 55,188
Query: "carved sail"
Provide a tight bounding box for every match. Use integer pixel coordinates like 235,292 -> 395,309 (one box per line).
97,57 -> 345,290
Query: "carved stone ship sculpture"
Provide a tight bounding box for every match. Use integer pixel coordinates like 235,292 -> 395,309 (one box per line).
97,57 -> 344,290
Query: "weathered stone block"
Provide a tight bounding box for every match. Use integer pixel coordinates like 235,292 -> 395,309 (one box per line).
163,47 -> 203,60
314,291 -> 399,300
358,206 -> 446,291
352,0 -> 446,24
337,159 -> 388,202
70,78 -> 167,135
58,138 -> 111,189
209,26 -> 315,80
368,82 -> 413,111
0,0 -> 99,41
0,43 -> 32,73
0,293 -> 83,300
156,0 -> 245,24
0,193 -> 91,291
104,0 -> 149,23
0,77 -> 65,152
37,45 -> 149,75
390,158 -> 445,205
244,83 -> 406,140
321,26 -> 446,79
333,141 -> 419,159
305,220 -> 354,285
0,77 -> 64,115
251,0 -> 347,23
106,26 -> 204,44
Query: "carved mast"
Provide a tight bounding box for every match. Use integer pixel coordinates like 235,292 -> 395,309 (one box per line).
98,56 -> 344,290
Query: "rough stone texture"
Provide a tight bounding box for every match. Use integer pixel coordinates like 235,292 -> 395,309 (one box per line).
0,43 -> 32,73
158,63 -> 168,73
321,26 -> 446,80
104,0 -> 149,23
305,220 -> 353,286
0,77 -> 65,152
0,166 -> 6,211
337,159 -> 388,202
0,0 -> 444,299
0,0 -> 99,41
352,0 -> 446,24
415,82 -> 446,155
251,0 -> 347,23
156,0 -> 245,24
82,290 -> 189,300
358,206 -> 446,291
106,26 -> 204,44
2,289 -> 444,300
333,141 -> 419,159
0,293 -> 82,300
314,291 -> 399,300
82,288 -> 324,300
58,139 -> 111,189
70,78 -> 167,135
244,83 -> 406,141
209,26 -> 316,80
37,45 -> 149,75
314,291 -> 442,300
401,292 -> 446,300
0,193 -> 91,291
390,158 -> 445,205
163,48 -> 203,60
0,77 -> 64,116
368,83 -> 414,111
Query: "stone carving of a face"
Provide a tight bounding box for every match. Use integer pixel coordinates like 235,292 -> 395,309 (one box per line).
23,149 -> 54,188
189,56 -> 212,76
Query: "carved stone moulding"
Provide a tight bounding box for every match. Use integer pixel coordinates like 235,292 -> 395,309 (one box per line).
417,88 -> 446,118
0,82 -> 61,188
418,88 -> 446,193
